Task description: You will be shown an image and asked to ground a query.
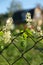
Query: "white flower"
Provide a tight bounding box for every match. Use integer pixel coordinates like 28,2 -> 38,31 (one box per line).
16,29 -> 20,33
26,12 -> 32,22
6,17 -> 15,30
6,24 -> 14,30
40,30 -> 43,35
26,22 -> 31,28
6,17 -> 13,24
3,31 -> 11,43
37,26 -> 41,31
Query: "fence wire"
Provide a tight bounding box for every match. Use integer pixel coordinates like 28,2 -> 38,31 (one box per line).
0,31 -> 43,65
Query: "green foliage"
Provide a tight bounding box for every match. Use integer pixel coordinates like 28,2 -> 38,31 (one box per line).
0,24 -> 43,65
0,31 -> 3,36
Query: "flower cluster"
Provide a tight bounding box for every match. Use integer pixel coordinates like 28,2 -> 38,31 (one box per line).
26,13 -> 32,22
26,12 -> 43,36
26,13 -> 35,33
3,17 -> 15,31
3,31 -> 11,43
3,17 -> 15,43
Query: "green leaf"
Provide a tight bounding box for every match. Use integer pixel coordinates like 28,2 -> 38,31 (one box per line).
23,32 -> 27,39
26,28 -> 33,35
0,31 -> 3,36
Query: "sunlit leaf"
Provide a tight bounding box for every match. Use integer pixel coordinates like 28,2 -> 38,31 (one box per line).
0,31 -> 3,36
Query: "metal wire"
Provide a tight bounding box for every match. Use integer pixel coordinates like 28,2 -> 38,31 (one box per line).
0,32 -> 43,65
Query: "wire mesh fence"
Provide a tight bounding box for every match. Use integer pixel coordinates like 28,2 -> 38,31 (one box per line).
0,31 -> 43,65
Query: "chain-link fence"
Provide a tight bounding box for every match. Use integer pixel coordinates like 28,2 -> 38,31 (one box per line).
0,31 -> 43,65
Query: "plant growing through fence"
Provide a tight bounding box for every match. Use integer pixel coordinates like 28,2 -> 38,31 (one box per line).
0,12 -> 43,65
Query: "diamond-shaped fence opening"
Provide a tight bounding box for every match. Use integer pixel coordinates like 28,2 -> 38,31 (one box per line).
1,44 -> 21,65
14,37 -> 35,52
24,48 -> 43,65
0,31 -> 43,65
